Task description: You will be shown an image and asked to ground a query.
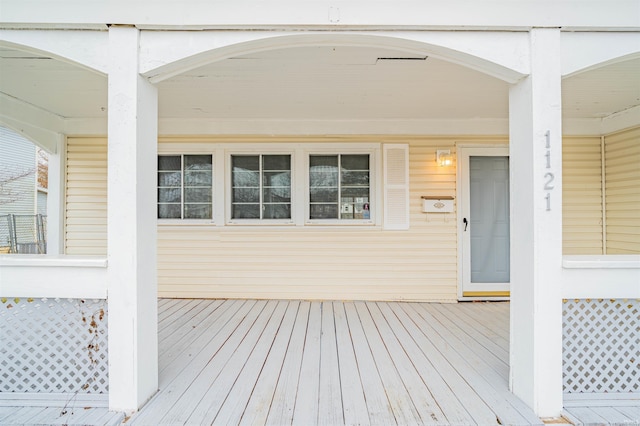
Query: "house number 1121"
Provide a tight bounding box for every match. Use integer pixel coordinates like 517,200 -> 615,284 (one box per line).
544,130 -> 554,211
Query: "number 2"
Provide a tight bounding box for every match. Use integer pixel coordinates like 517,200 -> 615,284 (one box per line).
544,172 -> 555,190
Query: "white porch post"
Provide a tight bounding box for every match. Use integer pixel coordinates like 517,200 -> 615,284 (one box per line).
107,25 -> 159,412
509,28 -> 563,418
45,135 -> 64,255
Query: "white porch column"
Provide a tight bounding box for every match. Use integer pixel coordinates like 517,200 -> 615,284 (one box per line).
107,26 -> 158,412
509,28 -> 563,418
45,135 -> 64,255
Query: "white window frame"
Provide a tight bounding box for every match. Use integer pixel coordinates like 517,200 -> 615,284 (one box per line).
157,143 -> 382,227
157,147 -> 216,225
225,148 -> 296,226
304,145 -> 380,226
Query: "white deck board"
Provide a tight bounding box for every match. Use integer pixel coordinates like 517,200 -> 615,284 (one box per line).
367,301 -> 446,423
332,301 -> 370,426
354,301 -> 424,425
291,301 -> 322,425
409,303 -> 542,425
318,301 -> 344,426
239,301 -> 300,425
264,301 -> 310,426
343,302 -> 398,425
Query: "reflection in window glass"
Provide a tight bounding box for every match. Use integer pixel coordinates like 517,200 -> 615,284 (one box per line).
231,155 -> 291,220
309,154 -> 370,220
157,154 -> 212,219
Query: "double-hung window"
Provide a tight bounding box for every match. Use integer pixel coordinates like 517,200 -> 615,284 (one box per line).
231,154 -> 292,220
157,155 -> 213,219
309,154 -> 371,221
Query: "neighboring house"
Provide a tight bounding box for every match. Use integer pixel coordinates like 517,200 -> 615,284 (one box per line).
0,0 -> 639,420
0,126 -> 46,253
0,126 -> 36,215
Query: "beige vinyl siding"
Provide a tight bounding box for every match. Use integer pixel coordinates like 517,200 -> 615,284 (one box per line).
158,138 -> 460,301
562,136 -> 603,255
63,134 -> 627,300
604,127 -> 640,254
65,137 -> 108,255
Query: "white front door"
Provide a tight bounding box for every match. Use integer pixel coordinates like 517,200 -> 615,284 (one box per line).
459,146 -> 510,298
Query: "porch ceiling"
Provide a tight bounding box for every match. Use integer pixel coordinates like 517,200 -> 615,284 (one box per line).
0,44 -> 638,127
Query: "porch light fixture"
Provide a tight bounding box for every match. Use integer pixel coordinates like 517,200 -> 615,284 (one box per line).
436,150 -> 452,167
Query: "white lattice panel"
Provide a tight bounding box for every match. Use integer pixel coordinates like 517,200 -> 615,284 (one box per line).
563,298 -> 639,394
0,298 -> 108,394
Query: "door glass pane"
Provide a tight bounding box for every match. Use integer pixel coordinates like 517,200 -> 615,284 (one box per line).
470,156 -> 510,283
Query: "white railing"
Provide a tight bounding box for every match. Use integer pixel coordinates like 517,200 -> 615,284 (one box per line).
561,254 -> 640,404
0,255 -> 107,299
0,255 -> 109,407
562,255 -> 640,299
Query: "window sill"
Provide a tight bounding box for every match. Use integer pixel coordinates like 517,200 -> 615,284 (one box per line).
158,219 -> 215,226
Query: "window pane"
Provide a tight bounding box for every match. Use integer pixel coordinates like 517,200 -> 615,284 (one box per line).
354,200 -> 371,220
340,200 -> 355,219
233,188 -> 259,203
263,187 -> 291,203
263,171 -> 290,187
310,155 -> 338,168
184,155 -> 212,171
263,155 -> 290,171
158,156 -> 181,171
263,204 -> 291,219
232,204 -> 260,219
233,171 -> 259,187
158,188 -> 181,203
184,171 -> 212,186
310,204 -> 338,219
310,187 -> 337,203
158,171 -> 181,187
184,204 -> 212,219
341,187 -> 369,198
232,156 -> 259,171
158,204 -> 181,219
341,171 -> 369,186
341,155 -> 369,170
185,187 -> 212,203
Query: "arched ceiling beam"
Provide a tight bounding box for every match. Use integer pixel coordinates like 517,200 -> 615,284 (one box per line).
562,32 -> 640,77
140,31 -> 530,84
0,30 -> 108,75
0,93 -> 64,153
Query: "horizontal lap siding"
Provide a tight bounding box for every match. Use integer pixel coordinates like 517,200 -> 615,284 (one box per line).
562,137 -> 603,255
605,127 -> 640,254
65,138 -> 108,255
158,139 -> 459,301
64,135 -> 615,300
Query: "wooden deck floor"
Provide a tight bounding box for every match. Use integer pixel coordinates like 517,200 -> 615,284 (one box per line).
2,299 -> 637,425
128,299 -> 542,426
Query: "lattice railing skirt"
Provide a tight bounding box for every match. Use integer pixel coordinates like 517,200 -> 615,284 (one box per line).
0,298 -> 108,395
563,298 -> 639,394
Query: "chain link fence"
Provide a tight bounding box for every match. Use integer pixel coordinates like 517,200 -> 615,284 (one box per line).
0,214 -> 47,254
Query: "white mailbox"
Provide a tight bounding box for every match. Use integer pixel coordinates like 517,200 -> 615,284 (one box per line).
421,196 -> 454,213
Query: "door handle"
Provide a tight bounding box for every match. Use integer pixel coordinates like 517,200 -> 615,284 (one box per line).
463,218 -> 468,231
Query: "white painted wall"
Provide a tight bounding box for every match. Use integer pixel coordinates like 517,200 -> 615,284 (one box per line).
1,0 -> 638,30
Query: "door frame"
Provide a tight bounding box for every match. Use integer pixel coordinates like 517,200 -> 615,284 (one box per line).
456,144 -> 510,301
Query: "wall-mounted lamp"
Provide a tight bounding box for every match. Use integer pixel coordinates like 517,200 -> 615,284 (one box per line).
436,149 -> 452,167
